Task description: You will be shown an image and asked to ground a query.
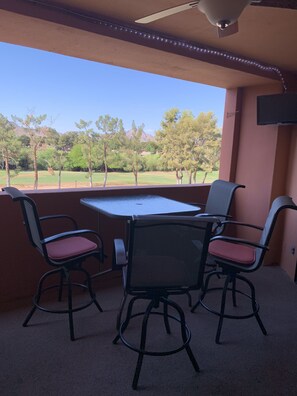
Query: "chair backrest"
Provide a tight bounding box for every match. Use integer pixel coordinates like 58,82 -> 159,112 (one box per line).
205,179 -> 245,235
205,179 -> 245,218
255,195 -> 297,267
3,187 -> 45,254
125,215 -> 216,293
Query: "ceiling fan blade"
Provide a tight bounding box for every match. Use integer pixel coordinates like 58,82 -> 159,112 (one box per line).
217,21 -> 239,38
135,1 -> 199,24
251,0 -> 297,10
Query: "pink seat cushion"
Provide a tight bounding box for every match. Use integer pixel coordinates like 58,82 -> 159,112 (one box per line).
46,236 -> 97,261
209,240 -> 256,265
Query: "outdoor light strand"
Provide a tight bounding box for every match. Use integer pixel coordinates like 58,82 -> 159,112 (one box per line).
28,0 -> 287,91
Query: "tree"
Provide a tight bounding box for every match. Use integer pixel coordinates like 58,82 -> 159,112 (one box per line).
59,131 -> 79,152
123,121 -> 145,186
143,153 -> 162,171
156,108 -> 185,184
175,110 -> 199,184
12,113 -> 48,189
43,129 -> 78,188
192,112 -> 221,183
143,140 -> 158,154
38,136 -> 72,189
200,140 -> 221,183
67,144 -> 87,171
0,114 -> 21,186
17,135 -> 31,170
95,115 -> 125,187
156,108 -> 221,184
75,120 -> 97,187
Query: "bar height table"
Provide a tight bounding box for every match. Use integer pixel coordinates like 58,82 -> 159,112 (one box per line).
80,194 -> 201,276
80,194 -> 200,219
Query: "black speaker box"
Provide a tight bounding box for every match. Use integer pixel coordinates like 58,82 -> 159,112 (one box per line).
257,93 -> 297,125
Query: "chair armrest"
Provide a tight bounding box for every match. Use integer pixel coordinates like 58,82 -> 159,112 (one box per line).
210,235 -> 268,251
113,239 -> 128,269
196,212 -> 231,219
188,202 -> 205,208
42,229 -> 102,245
219,220 -> 263,231
195,213 -> 223,233
39,215 -> 78,229
195,213 -> 232,226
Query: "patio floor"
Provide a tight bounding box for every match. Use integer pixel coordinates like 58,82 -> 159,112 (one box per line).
1,266 -> 297,395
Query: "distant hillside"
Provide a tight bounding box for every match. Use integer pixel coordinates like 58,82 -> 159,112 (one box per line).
11,122 -> 156,142
126,129 -> 155,142
11,123 -> 26,136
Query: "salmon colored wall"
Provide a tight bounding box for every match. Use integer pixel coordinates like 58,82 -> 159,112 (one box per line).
280,127 -> 297,279
0,184 -> 210,307
221,83 -> 297,277
219,88 -> 242,183
233,85 -> 279,232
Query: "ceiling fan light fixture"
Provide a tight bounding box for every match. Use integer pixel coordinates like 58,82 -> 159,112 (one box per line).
197,0 -> 252,29
217,20 -> 231,30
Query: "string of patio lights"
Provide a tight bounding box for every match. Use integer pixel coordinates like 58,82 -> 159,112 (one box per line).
27,0 -> 288,91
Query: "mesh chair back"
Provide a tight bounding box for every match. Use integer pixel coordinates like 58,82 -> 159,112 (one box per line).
205,180 -> 245,228
3,187 -> 44,253
21,198 -> 44,252
255,196 -> 297,265
126,215 -> 215,292
203,180 -> 245,236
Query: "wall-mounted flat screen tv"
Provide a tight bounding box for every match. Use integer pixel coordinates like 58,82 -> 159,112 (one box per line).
257,93 -> 297,125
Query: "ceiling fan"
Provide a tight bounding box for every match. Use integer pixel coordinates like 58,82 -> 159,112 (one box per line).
135,0 -> 297,38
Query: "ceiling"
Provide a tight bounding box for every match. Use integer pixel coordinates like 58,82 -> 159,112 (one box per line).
0,0 -> 297,89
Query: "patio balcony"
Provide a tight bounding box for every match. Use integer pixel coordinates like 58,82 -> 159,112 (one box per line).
1,185 -> 297,394
1,2 -> 297,391
1,1 -> 297,309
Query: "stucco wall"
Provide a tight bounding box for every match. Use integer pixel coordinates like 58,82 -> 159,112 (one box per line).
221,84 -> 297,278
280,127 -> 297,279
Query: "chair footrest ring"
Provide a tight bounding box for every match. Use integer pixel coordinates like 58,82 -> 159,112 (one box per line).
200,286 -> 260,320
119,311 -> 191,357
33,282 -> 96,314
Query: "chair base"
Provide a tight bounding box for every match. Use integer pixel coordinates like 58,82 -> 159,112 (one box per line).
113,294 -> 199,390
192,270 -> 267,344
23,266 -> 103,341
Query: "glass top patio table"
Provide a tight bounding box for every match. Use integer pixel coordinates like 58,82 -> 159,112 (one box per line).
80,195 -> 201,278
80,194 -> 200,219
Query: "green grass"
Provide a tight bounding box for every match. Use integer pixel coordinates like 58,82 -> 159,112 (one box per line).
0,170 -> 218,189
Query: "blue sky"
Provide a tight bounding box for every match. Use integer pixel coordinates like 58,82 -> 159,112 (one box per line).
0,42 -> 226,135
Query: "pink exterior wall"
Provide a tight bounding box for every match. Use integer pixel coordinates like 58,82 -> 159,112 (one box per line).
220,83 -> 297,277
280,127 -> 297,279
219,88 -> 242,183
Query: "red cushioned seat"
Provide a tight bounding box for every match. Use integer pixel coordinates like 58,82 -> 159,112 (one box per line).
209,239 -> 256,265
47,236 -> 97,261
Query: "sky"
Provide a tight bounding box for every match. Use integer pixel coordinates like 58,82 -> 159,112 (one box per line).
0,42 -> 226,135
